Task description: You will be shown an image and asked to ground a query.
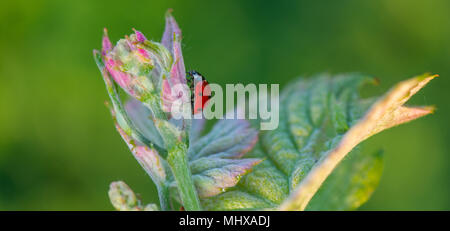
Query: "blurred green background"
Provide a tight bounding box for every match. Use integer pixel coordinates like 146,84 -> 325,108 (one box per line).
0,0 -> 449,210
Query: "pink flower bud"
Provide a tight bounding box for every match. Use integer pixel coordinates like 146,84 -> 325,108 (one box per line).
160,11 -> 190,115
100,29 -> 166,101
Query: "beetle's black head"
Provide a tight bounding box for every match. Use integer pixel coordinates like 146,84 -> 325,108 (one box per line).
186,70 -> 206,82
187,70 -> 201,76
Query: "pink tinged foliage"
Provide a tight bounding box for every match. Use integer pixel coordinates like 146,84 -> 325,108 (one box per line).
161,79 -> 174,112
160,12 -> 189,114
161,11 -> 182,56
105,59 -> 134,94
191,158 -> 262,198
133,28 -> 147,43
100,15 -> 189,114
161,78 -> 190,113
95,13 -> 262,209
115,123 -> 166,184
102,28 -> 112,55
101,29 -> 136,96
100,27 -> 163,103
101,29 -> 137,96
137,48 -> 150,60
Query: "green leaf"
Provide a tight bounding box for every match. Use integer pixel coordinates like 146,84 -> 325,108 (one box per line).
201,73 -> 435,211
306,149 -> 383,211
125,98 -> 165,149
169,117 -> 261,199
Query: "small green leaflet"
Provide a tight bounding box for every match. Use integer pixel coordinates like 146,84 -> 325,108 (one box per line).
168,116 -> 261,200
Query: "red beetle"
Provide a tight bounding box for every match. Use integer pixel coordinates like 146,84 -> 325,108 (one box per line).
186,71 -> 211,114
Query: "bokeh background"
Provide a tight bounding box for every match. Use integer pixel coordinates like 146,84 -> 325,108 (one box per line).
0,0 -> 449,210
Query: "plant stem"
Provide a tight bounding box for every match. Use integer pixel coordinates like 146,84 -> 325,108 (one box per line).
155,182 -> 171,211
142,97 -> 201,210
167,144 -> 201,211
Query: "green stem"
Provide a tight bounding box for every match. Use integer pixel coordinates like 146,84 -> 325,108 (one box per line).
155,182 -> 171,211
167,144 -> 201,211
142,97 -> 200,210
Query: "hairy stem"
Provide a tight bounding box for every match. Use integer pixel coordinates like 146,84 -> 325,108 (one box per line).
155,182 -> 171,211
167,144 -> 201,211
142,95 -> 200,210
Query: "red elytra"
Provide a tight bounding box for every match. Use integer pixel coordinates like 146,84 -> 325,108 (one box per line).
192,80 -> 211,114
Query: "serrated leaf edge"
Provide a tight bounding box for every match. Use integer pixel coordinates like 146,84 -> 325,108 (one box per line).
278,74 -> 436,210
